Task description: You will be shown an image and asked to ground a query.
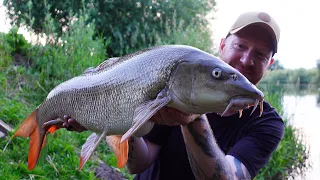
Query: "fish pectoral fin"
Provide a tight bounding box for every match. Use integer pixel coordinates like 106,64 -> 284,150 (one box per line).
105,136 -> 129,168
120,89 -> 171,143
79,131 -> 107,170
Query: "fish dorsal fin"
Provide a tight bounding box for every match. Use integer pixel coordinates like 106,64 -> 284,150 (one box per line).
79,131 -> 107,170
120,89 -> 171,143
105,136 -> 129,168
83,47 -> 160,74
83,57 -> 122,74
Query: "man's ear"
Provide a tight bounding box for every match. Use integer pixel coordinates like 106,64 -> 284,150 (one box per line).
219,38 -> 226,53
267,58 -> 275,69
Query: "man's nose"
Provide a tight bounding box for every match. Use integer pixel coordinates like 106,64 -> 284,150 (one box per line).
240,51 -> 255,66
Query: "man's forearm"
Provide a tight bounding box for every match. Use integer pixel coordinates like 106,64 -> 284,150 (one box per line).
126,137 -> 159,174
181,115 -> 233,180
126,137 -> 149,173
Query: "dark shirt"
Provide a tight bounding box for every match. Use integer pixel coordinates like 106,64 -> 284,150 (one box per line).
134,101 -> 284,180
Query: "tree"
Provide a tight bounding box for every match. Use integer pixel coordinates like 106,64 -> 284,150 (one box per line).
3,0 -> 216,57
269,59 -> 284,71
316,59 -> 320,70
316,59 -> 320,85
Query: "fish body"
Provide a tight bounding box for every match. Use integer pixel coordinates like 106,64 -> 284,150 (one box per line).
14,45 -> 264,170
40,46 -> 192,135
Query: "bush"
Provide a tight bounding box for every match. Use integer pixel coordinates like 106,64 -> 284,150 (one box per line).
4,27 -> 31,56
0,32 -> 13,68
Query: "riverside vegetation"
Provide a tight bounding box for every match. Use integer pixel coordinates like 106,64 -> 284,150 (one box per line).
0,1 -> 310,179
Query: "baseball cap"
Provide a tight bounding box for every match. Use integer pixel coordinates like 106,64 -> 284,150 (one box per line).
227,11 -> 280,55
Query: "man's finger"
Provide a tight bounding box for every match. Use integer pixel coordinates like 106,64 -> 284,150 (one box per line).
166,108 -> 197,125
150,112 -> 164,124
43,119 -> 64,130
67,118 -> 87,132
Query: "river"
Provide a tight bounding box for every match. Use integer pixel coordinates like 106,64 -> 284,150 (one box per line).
283,92 -> 320,180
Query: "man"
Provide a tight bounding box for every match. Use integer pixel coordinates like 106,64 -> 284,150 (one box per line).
63,11 -> 284,180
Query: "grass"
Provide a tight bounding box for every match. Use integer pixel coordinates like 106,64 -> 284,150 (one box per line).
0,16 -> 133,180
255,84 -> 311,179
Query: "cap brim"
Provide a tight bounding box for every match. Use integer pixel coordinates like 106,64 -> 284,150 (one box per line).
229,22 -> 278,55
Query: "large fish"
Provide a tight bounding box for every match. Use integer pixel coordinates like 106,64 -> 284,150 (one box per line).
13,45 -> 264,170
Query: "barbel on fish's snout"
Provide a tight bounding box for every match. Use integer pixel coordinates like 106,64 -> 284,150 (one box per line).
13,45 -> 264,170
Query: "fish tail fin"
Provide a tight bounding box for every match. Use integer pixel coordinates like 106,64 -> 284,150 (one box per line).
14,110 -> 37,138
105,135 -> 129,168
13,110 -> 45,170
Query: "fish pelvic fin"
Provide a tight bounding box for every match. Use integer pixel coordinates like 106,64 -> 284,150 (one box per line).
120,89 -> 171,143
13,109 -> 45,170
79,131 -> 107,171
105,136 -> 129,168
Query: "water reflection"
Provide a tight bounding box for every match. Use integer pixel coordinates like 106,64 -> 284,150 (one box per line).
283,94 -> 320,180
258,83 -> 320,179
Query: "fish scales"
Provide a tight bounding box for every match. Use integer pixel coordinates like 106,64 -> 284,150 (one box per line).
37,46 -> 197,134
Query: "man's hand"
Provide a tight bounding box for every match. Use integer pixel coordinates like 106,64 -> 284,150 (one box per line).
150,107 -> 200,126
60,115 -> 87,132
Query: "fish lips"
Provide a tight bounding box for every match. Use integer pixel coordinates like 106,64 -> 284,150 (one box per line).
220,96 -> 264,117
228,96 -> 258,110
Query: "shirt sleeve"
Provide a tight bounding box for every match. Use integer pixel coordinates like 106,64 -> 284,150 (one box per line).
227,106 -> 284,178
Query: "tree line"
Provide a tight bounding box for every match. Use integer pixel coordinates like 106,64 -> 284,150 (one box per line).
261,59 -> 320,86
3,0 -> 215,57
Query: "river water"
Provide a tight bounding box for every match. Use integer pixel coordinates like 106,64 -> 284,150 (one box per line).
283,93 -> 320,180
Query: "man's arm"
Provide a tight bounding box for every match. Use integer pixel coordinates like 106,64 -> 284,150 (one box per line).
126,137 -> 161,174
180,115 -> 251,180
226,155 -> 251,179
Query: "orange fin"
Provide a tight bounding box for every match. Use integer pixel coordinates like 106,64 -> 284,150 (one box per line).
105,135 -> 129,168
14,110 -> 37,137
28,124 -> 42,170
47,126 -> 58,134
41,134 -> 47,149
14,109 -> 45,170
79,131 -> 107,170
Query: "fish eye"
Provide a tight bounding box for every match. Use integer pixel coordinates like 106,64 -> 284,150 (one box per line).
212,68 -> 222,78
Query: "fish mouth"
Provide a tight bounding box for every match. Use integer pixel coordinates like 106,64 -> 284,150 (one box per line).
221,96 -> 264,117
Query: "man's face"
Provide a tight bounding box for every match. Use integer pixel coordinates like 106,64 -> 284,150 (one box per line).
219,25 -> 275,85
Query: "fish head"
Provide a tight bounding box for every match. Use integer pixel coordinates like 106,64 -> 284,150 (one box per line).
168,51 -> 264,116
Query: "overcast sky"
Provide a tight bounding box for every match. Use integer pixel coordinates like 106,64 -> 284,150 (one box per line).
1,0 -> 319,69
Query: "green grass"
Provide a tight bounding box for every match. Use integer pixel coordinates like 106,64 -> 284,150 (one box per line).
0,16 -> 133,180
255,84 -> 311,179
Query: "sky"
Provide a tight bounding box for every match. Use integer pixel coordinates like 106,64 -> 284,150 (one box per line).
1,0 -> 319,69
